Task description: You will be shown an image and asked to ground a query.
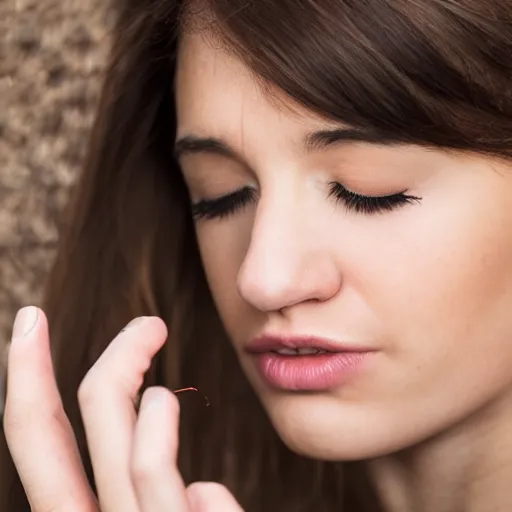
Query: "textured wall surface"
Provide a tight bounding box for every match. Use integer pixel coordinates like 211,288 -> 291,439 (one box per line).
0,0 -> 113,342
1,0 -> 113,408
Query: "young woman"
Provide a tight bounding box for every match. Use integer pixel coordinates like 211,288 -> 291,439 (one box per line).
3,0 -> 512,510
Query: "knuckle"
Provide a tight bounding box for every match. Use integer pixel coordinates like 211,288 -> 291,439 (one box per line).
3,388 -> 38,434
187,481 -> 232,501
4,395 -> 68,440
77,370 -> 103,408
31,496 -> 94,512
130,449 -> 168,484
3,401 -> 25,436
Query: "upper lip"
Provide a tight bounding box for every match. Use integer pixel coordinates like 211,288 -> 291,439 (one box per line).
245,334 -> 372,354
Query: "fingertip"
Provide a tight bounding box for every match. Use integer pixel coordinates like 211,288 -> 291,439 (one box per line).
118,316 -> 168,352
140,386 -> 177,409
165,390 -> 181,421
146,316 -> 169,339
8,307 -> 50,366
139,316 -> 169,360
139,386 -> 181,420
11,306 -> 41,340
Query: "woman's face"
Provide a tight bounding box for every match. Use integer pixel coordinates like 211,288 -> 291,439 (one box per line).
175,31 -> 512,460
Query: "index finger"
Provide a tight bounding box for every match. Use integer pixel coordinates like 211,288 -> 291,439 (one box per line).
77,316 -> 171,512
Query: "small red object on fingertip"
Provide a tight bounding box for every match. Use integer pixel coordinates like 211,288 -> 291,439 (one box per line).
172,387 -> 210,406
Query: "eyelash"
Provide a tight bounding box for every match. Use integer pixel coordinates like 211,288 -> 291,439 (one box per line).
191,186 -> 257,220
190,183 -> 421,220
327,181 -> 422,215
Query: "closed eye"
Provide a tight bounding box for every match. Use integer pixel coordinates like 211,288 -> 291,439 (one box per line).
190,182 -> 421,221
328,181 -> 422,214
190,187 -> 257,220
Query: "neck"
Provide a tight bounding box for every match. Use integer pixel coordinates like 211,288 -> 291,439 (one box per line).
367,391 -> 512,512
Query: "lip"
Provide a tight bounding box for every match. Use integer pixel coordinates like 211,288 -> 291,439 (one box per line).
245,334 -> 370,354
245,334 -> 375,391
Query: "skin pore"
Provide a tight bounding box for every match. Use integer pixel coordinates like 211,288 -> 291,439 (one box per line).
175,28 -> 512,512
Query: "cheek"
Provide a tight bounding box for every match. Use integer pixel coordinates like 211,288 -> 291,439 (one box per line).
354,179 -> 512,395
195,220 -> 254,339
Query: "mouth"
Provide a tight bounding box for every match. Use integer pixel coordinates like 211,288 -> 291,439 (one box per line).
245,334 -> 375,391
245,334 -> 369,355
271,347 -> 329,356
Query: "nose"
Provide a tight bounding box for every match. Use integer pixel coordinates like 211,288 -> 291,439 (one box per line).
237,197 -> 342,313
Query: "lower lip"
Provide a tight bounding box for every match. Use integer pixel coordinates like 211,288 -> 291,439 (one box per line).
252,351 -> 373,391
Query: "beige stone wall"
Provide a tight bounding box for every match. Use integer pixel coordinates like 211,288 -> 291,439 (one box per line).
1,0 -> 113,405
0,0 -> 113,339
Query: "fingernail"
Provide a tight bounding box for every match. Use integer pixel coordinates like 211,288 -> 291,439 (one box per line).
12,306 -> 39,339
120,316 -> 146,333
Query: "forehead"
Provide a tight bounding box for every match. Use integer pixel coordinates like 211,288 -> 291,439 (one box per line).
174,30 -> 322,143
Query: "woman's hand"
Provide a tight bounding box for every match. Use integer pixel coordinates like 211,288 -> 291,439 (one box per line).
3,307 -> 243,512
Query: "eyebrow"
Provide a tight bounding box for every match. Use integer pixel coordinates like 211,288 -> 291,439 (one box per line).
173,127 -> 404,162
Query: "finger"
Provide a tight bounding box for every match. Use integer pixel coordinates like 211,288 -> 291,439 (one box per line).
187,482 -> 244,512
131,387 -> 189,511
78,316 -> 167,512
4,307 -> 98,512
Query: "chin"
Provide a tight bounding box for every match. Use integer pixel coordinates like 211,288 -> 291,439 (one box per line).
262,393 -> 421,461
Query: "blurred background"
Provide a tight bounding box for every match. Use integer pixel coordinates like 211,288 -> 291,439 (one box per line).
1,0 -> 116,410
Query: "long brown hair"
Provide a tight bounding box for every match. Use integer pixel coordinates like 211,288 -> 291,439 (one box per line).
3,0 -> 512,510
